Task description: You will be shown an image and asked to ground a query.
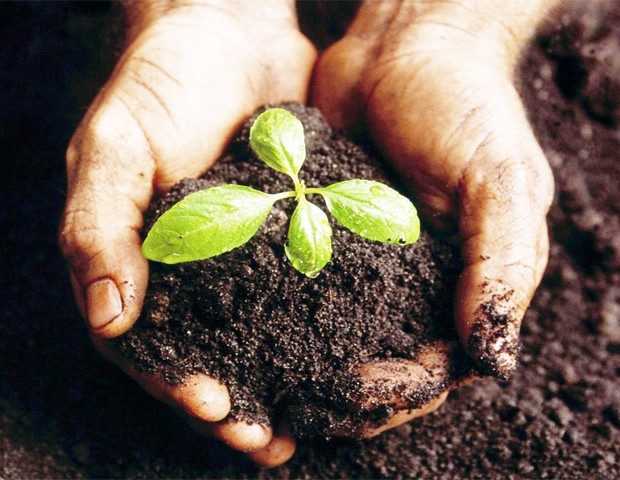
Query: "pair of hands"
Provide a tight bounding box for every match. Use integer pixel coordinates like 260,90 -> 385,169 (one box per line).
60,0 -> 556,467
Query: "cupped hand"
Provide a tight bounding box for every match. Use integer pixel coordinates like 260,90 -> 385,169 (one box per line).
314,0 -> 558,431
59,0 -> 314,466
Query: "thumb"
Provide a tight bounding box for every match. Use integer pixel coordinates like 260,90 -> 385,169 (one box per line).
60,104 -> 154,338
454,83 -> 554,379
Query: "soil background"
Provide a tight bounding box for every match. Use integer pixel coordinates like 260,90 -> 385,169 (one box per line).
1,1 -> 618,479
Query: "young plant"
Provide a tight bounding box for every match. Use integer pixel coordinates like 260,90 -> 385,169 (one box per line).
142,108 -> 420,277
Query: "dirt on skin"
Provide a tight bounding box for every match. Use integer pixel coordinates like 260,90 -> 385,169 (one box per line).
1,1 -> 619,478
115,102 -> 475,438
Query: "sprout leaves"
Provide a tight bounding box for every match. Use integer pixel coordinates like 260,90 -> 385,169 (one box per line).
285,197 -> 332,278
142,185 -> 276,264
249,108 -> 306,183
320,180 -> 420,245
142,108 -> 421,277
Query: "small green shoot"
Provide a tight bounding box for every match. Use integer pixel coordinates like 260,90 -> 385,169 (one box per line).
142,108 -> 420,277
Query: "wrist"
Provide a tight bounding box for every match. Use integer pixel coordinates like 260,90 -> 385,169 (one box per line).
122,0 -> 298,43
351,0 -> 562,71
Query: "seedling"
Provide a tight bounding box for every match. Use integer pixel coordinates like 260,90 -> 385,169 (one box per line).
142,108 -> 420,277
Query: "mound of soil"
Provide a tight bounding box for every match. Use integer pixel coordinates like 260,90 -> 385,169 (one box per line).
115,103 -> 474,437
1,1 -> 618,478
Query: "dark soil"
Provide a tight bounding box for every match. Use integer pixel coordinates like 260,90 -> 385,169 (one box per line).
115,103 -> 474,437
1,1 -> 618,478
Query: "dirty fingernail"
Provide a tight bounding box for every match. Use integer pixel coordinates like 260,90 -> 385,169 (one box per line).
468,327 -> 521,381
467,284 -> 522,380
86,278 -> 123,330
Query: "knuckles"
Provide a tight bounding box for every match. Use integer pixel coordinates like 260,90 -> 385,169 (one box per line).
58,213 -> 104,273
463,149 -> 554,217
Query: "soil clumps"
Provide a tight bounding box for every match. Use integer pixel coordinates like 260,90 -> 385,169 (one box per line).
115,103 -> 474,437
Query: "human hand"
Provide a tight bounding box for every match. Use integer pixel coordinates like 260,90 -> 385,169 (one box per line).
313,0 -> 558,432
59,0 -> 315,466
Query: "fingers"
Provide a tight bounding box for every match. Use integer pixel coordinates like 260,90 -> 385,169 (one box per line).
246,426 -> 296,468
187,416 -> 273,453
94,337 -> 276,454
362,391 -> 449,438
194,418 -> 295,466
352,342 -> 464,411
210,420 -> 273,452
341,342 -> 476,438
93,337 -> 230,421
141,373 -> 231,423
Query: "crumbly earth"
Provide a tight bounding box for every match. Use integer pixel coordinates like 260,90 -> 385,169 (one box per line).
1,1 -> 618,478
114,102 -> 473,437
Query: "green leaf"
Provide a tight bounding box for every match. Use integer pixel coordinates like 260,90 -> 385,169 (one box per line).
319,180 -> 420,244
285,197 -> 332,278
249,108 -> 306,182
142,185 -> 275,264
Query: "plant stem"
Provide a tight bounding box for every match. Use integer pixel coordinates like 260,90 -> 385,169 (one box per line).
304,187 -> 324,196
270,190 -> 297,202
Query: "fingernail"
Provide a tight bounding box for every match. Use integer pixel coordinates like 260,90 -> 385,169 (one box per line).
86,278 -> 123,330
467,288 -> 521,380
468,320 -> 521,380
